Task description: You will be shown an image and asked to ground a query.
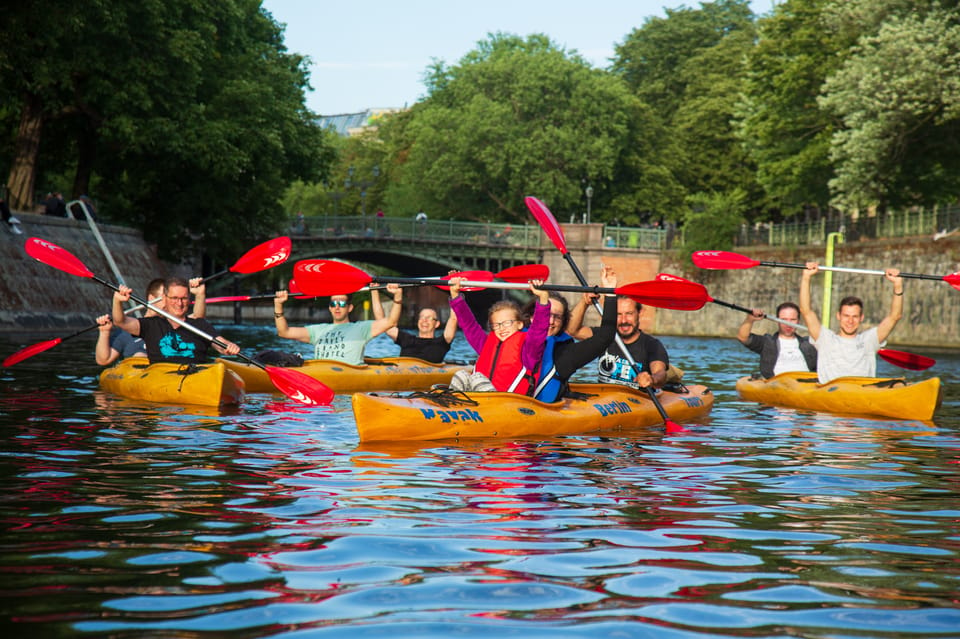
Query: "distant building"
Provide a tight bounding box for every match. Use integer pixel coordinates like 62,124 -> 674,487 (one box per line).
318,108 -> 403,137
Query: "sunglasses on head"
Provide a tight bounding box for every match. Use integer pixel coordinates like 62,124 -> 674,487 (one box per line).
328,300 -> 349,308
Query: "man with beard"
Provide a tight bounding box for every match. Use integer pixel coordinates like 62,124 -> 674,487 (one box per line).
567,295 -> 669,390
799,262 -> 903,383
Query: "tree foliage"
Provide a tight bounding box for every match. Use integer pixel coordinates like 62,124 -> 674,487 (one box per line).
382,33 -> 679,224
819,3 -> 960,209
0,0 -> 332,261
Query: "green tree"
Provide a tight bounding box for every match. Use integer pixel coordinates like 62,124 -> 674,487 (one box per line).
736,0 -> 843,215
819,3 -> 960,209
612,0 -> 756,120
679,189 -> 748,261
385,33 -> 679,224
0,0 -> 332,260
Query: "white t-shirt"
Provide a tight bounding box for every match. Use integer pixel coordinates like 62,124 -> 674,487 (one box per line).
812,326 -> 882,383
773,336 -> 812,376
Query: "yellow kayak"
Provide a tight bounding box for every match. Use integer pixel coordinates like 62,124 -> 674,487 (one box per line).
736,372 -> 942,421
352,382 -> 714,442
99,358 -> 245,407
218,356 -> 469,394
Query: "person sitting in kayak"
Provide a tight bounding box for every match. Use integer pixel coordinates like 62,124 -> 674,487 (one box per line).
522,265 -> 619,402
370,290 -> 458,364
737,301 -> 817,378
97,277 -> 208,366
111,277 -> 239,364
567,292 -> 669,390
273,284 -> 403,365
447,277 -> 550,393
800,262 -> 903,383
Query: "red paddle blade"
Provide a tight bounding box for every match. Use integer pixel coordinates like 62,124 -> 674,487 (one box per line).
691,250 -> 760,270
497,263 -> 549,283
524,196 -> 567,254
25,237 -> 94,278
878,349 -> 935,371
434,270 -> 494,292
293,260 -> 373,296
943,273 -> 960,290
265,366 -> 334,405
617,280 -> 709,311
230,236 -> 292,274
3,338 -> 63,367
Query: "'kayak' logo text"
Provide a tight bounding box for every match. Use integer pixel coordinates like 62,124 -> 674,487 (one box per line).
420,408 -> 484,423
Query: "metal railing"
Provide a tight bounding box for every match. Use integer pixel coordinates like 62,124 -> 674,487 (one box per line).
288,204 -> 960,253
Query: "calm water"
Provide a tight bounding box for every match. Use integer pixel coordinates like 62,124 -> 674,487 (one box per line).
1,327 -> 958,639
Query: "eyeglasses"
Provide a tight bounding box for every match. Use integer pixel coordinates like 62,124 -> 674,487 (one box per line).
491,319 -> 518,330
549,313 -> 564,322
166,295 -> 190,303
329,300 -> 349,308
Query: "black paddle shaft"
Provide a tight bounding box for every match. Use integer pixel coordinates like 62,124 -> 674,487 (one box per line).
562,254 -> 673,424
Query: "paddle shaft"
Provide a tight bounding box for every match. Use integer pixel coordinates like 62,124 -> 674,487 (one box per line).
711,298 -> 805,330
375,276 -> 616,295
759,260 -> 942,282
561,253 -> 674,425
106,276 -> 267,371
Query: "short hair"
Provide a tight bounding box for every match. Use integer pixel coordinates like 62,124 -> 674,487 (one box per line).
329,293 -> 353,304
838,296 -> 863,313
776,301 -> 800,316
146,278 -> 166,299
164,276 -> 189,291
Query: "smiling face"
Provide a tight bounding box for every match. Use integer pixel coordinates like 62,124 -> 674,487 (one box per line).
417,308 -> 440,337
547,298 -> 566,337
836,303 -> 864,337
164,284 -> 190,320
489,308 -> 521,341
616,297 -> 641,342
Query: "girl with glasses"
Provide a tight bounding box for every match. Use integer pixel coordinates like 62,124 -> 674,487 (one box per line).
447,277 -> 550,393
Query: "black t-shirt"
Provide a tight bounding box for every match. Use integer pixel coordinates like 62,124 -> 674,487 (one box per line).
597,332 -> 669,388
394,330 -> 451,364
138,316 -> 219,364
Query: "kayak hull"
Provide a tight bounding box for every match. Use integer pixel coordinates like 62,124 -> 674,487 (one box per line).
99,359 -> 245,407
352,382 -> 713,442
736,372 -> 941,421
219,357 -> 469,394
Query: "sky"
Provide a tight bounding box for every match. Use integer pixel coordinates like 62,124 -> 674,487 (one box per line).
262,0 -> 776,116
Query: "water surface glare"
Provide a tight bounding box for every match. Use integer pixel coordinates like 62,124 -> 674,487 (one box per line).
1,329 -> 958,638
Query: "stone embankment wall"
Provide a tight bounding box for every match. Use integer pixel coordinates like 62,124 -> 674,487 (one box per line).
655,237 -> 960,348
0,212 -> 170,333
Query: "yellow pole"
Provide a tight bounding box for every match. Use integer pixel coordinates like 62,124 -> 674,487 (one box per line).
823,231 -> 844,329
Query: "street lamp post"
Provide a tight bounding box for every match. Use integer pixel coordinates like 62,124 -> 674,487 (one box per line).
585,185 -> 594,224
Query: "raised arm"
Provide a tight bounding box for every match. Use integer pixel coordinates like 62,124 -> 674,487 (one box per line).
112,286 -> 141,335
273,289 -> 311,343
370,289 -> 399,340
876,268 -> 904,343
188,277 -> 205,319
95,314 -> 120,366
370,284 -> 402,337
799,262 -> 822,341
442,310 -> 458,343
737,309 -> 764,345
566,294 -> 593,339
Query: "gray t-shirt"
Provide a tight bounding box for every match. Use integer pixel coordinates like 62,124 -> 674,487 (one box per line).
813,326 -> 882,383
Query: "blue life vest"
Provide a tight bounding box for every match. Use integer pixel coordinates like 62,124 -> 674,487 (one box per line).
532,333 -> 573,402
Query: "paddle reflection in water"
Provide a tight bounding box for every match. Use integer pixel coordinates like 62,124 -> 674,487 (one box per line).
0,329 -> 958,638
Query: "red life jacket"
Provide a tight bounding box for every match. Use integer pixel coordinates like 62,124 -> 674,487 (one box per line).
474,330 -> 534,393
